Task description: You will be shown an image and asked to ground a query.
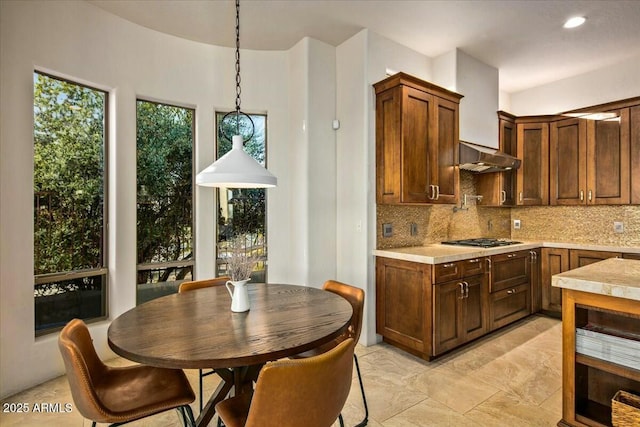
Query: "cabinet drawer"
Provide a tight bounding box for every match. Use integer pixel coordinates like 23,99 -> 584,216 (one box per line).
490,283 -> 531,331
434,262 -> 461,283
434,257 -> 485,284
490,251 -> 530,293
462,257 -> 484,276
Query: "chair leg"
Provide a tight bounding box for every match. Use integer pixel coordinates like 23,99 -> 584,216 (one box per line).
199,369 -> 204,413
183,404 -> 196,427
338,413 -> 345,427
353,353 -> 368,427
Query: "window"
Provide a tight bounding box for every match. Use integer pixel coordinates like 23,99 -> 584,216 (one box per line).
215,112 -> 268,282
136,100 -> 194,303
33,72 -> 108,334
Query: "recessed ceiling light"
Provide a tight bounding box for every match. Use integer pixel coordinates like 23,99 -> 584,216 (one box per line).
564,16 -> 586,29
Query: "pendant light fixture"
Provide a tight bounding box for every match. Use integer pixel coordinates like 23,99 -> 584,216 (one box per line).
196,0 -> 277,188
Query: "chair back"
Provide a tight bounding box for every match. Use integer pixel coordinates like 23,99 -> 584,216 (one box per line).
178,276 -> 230,293
323,280 -> 365,343
58,318 -> 110,422
246,338 -> 355,427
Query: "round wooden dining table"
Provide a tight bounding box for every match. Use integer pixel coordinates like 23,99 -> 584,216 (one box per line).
108,283 -> 353,427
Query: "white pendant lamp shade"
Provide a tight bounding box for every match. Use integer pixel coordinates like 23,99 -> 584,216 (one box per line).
196,135 -> 277,188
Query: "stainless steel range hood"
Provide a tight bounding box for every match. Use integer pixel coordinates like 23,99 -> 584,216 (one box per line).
459,141 -> 521,173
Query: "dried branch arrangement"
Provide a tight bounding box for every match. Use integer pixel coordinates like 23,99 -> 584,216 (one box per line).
222,235 -> 260,281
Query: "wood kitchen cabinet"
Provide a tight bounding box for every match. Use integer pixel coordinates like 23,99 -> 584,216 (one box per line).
550,110 -> 631,205
559,287 -> 640,427
376,257 -> 433,356
541,248 -> 569,316
374,72 -> 462,205
516,118 -> 550,205
477,111 -> 517,206
569,249 -> 621,269
529,248 -> 542,313
433,258 -> 488,355
488,250 -> 532,330
631,105 -> 640,204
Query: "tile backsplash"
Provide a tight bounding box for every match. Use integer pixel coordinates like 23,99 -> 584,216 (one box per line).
376,171 -> 640,249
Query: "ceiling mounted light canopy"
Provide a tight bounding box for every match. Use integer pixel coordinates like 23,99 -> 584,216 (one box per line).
196,0 -> 277,189
563,16 -> 586,29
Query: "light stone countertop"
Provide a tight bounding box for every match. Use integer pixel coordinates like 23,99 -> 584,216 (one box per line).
374,241 -> 640,265
373,241 -> 541,264
551,258 -> 640,301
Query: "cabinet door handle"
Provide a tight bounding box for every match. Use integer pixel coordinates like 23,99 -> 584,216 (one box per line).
435,185 -> 440,200
519,192 -> 523,202
500,190 -> 506,204
486,258 -> 492,272
458,282 -> 465,299
580,190 -> 584,201
588,190 -> 593,202
529,250 -> 537,262
463,281 -> 469,298
428,184 -> 436,200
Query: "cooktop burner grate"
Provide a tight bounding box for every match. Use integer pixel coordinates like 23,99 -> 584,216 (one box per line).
441,238 -> 522,248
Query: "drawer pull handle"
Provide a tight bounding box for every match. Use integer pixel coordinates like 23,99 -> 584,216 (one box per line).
443,263 -> 456,268
506,288 -> 516,295
507,253 -> 517,258
467,258 -> 480,263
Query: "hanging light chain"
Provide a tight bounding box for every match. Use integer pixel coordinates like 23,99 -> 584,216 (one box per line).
235,0 -> 242,134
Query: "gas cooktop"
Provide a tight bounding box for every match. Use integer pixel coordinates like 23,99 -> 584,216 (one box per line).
441,238 -> 522,248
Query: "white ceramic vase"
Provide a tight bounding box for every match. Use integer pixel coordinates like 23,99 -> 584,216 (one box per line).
225,279 -> 250,312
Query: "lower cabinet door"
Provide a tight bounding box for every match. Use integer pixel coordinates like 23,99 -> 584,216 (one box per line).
434,274 -> 488,356
433,280 -> 463,355
489,283 -> 531,331
462,275 -> 488,342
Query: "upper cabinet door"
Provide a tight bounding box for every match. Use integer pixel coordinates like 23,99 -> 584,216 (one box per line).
375,86 -> 402,204
586,108 -> 630,205
430,96 -> 459,204
632,105 -> 640,204
402,86 -> 433,204
550,118 -> 587,205
516,122 -> 549,205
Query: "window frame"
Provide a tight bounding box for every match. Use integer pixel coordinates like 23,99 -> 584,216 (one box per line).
214,111 -> 269,282
33,70 -> 109,336
135,99 -> 196,304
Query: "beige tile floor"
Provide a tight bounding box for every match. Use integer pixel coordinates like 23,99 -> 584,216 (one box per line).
1,315 -> 562,426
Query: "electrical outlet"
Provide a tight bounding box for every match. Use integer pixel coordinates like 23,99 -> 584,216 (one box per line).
382,223 -> 393,237
410,223 -> 418,236
614,221 -> 624,233
513,219 -> 521,230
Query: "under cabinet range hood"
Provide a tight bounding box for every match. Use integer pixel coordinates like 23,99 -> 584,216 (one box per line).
458,141 -> 521,173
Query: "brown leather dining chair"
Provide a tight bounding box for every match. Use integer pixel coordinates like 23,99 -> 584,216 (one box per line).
58,318 -> 196,427
215,337 -> 356,427
178,276 -> 230,412
291,280 -> 368,426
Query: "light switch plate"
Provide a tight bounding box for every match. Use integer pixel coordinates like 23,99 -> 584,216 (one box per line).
382,223 -> 393,237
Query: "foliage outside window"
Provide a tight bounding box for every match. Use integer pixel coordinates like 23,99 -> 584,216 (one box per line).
33,72 -> 107,334
136,100 -> 194,304
216,113 -> 267,283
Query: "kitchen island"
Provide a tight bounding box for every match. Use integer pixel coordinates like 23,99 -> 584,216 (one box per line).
552,258 -> 640,427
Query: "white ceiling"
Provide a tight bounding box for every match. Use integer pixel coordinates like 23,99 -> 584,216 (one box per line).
88,0 -> 640,93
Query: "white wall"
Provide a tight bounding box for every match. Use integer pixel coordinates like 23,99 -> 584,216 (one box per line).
508,53 -> 640,115
0,0 -> 291,398
284,37 -> 338,288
